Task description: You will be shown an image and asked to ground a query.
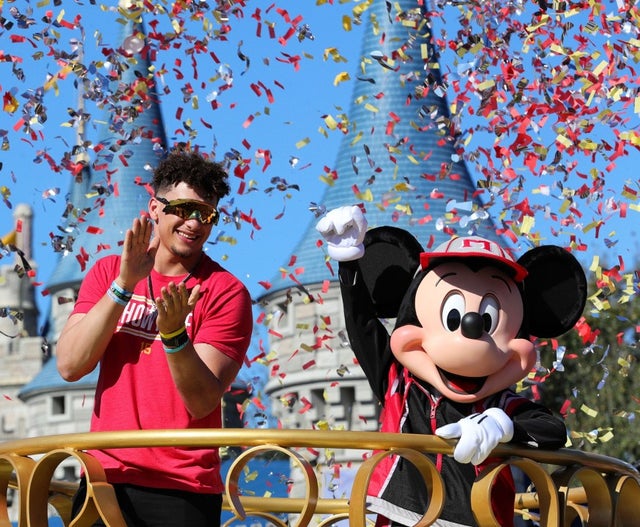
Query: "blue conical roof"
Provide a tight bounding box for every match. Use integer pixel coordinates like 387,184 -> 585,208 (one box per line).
47,18 -> 166,293
18,356 -> 99,400
31,17 -> 165,396
267,2 -> 502,294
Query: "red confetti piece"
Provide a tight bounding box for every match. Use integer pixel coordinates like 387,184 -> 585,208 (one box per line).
242,114 -> 255,128
302,360 -> 316,370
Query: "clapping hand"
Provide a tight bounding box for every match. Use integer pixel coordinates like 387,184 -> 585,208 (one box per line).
154,281 -> 201,335
117,217 -> 157,290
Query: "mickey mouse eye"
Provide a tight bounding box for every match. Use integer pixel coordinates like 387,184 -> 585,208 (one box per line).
479,295 -> 500,334
441,293 -> 465,332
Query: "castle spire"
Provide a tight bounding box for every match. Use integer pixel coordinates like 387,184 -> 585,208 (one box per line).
46,7 -> 166,297
267,2 -> 501,295
261,0 -> 505,437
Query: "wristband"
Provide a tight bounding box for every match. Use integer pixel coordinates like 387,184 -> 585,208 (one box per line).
163,339 -> 189,354
107,281 -> 132,306
159,326 -> 187,340
160,328 -> 189,349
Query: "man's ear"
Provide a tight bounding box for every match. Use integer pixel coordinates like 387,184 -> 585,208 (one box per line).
148,197 -> 160,223
357,226 -> 423,319
518,245 -> 587,338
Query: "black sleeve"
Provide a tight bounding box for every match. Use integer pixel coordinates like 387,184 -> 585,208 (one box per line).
339,261 -> 393,402
510,400 -> 567,450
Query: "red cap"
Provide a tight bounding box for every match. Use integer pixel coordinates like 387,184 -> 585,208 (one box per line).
420,237 -> 528,282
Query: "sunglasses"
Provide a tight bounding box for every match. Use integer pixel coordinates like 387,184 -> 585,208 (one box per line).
155,197 -> 220,225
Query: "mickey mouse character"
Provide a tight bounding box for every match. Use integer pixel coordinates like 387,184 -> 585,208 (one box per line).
316,206 -> 587,527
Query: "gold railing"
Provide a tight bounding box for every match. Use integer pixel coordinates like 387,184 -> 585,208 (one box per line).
1,429 -> 639,526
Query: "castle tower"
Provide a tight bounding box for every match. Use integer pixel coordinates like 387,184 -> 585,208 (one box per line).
19,5 -> 168,440
0,205 -> 44,444
261,1 -> 502,460
46,11 -> 167,341
0,204 -> 39,339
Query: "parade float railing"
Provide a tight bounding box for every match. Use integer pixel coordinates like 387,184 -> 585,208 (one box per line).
1,429 -> 639,526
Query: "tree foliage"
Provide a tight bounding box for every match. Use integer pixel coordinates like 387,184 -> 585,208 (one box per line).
532,269 -> 639,464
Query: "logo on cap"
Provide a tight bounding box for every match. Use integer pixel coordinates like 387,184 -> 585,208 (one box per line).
420,237 -> 528,282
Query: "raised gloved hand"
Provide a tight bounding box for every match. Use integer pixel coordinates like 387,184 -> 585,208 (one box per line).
435,408 -> 514,465
315,205 -> 368,261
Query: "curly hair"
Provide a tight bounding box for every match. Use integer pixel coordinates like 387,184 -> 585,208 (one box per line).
152,148 -> 230,201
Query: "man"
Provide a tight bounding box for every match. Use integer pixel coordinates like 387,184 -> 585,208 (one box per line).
57,149 -> 253,526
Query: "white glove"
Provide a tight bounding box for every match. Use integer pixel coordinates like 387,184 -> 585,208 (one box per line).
435,407 -> 514,465
315,205 -> 368,261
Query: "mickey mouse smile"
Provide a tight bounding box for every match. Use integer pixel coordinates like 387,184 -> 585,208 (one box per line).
437,367 -> 487,395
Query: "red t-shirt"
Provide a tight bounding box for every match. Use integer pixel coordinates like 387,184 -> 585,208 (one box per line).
70,254 -> 253,493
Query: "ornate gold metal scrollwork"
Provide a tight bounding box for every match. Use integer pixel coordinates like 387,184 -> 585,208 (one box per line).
472,457 -> 560,526
27,448 -> 126,527
553,466 -> 613,527
609,474 -> 640,526
225,444 -> 318,527
0,453 -> 35,527
0,430 -> 639,526
349,448 -> 444,527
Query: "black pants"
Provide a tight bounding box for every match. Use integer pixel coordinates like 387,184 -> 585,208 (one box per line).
71,477 -> 222,527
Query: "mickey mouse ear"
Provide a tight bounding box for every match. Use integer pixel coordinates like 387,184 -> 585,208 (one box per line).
518,245 -> 587,338
359,226 -> 423,319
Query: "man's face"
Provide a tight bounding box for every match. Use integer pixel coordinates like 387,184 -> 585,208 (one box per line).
149,182 -> 218,260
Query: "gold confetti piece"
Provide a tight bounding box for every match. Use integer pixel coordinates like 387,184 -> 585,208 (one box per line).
620,130 -> 640,145
520,215 -> 535,234
577,139 -> 597,151
171,18 -> 182,35
319,175 -> 336,186
394,204 -> 412,215
579,404 -> 598,418
582,221 -> 600,234
323,47 -> 347,63
333,72 -> 350,86
244,469 -> 259,483
341,15 -> 352,32
476,79 -> 496,91
295,137 -> 310,149
555,134 -> 573,148
349,131 -> 363,146
559,199 -> 571,213
353,188 -> 373,202
599,430 -> 614,443
323,115 -> 339,130
618,357 -> 631,370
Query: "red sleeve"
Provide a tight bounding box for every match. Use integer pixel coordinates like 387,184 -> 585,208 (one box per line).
71,255 -> 120,315
191,269 -> 253,365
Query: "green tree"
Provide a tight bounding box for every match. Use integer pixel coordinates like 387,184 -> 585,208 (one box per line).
532,268 -> 639,464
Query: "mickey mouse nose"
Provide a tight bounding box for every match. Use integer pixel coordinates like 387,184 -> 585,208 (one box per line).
461,312 -> 484,339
